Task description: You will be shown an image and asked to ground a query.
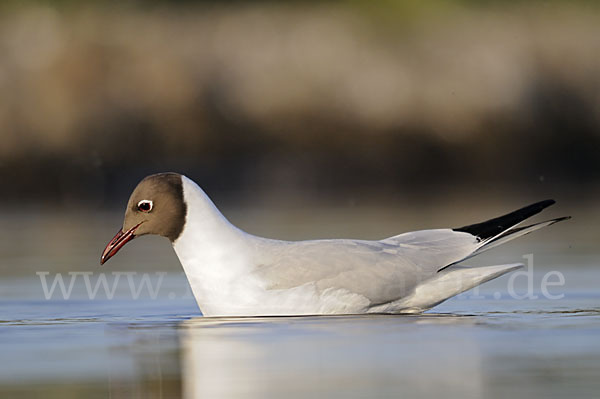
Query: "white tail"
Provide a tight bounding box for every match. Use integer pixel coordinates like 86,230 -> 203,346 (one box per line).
386,263 -> 524,313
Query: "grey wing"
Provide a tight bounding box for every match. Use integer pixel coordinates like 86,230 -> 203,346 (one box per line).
252,239 -> 422,306
251,229 -> 479,306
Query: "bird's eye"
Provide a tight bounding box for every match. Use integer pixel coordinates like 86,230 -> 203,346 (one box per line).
137,200 -> 153,213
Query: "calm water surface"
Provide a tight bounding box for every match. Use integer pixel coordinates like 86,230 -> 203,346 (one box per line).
0,209 -> 598,398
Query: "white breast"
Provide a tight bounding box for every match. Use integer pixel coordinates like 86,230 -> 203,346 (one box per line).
172,176 -> 258,315
172,177 -> 373,316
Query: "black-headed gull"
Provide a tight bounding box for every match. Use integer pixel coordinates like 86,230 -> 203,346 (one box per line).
101,173 -> 569,316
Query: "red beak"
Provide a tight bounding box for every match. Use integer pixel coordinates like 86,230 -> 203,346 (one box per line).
100,223 -> 142,265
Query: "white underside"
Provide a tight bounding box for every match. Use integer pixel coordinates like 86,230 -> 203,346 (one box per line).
173,176 -> 524,316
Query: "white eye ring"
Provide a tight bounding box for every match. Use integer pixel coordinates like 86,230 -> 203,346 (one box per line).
137,200 -> 153,212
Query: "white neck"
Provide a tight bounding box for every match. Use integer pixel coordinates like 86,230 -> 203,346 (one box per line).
176,176 -> 247,243
172,176 -> 257,314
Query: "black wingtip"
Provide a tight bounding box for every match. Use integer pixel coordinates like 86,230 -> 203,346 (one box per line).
537,199 -> 556,208
454,199 -> 558,240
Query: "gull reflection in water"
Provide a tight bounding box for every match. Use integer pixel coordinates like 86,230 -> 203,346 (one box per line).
179,314 -> 484,398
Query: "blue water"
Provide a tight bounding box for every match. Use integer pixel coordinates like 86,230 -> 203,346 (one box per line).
1,270 -> 599,398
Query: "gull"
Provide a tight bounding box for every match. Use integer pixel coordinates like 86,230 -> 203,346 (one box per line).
100,173 -> 569,316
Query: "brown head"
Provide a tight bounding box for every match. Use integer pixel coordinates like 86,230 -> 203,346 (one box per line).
100,173 -> 187,264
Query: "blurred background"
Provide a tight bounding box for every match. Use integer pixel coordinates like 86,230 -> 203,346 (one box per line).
1,1 -> 599,397
1,0 -> 599,208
